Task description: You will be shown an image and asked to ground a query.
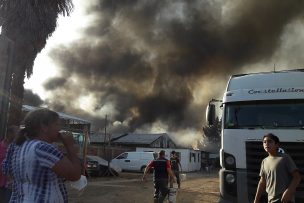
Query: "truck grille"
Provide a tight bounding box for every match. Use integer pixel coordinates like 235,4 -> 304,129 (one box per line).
246,141 -> 304,202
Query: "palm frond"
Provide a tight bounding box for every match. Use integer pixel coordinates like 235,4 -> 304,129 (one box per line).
0,0 -> 74,76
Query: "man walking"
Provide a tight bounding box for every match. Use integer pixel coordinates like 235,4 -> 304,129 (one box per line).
170,151 -> 182,188
254,133 -> 301,203
142,150 -> 176,203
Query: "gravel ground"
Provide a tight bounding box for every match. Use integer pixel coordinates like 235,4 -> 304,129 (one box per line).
67,170 -> 220,203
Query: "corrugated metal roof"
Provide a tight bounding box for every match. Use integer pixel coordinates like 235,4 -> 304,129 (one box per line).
112,133 -> 167,144
89,133 -> 125,143
22,105 -> 91,124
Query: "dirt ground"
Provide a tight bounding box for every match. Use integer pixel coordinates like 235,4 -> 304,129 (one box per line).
67,170 -> 219,203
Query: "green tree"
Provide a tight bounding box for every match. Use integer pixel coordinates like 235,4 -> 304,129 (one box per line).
203,117 -> 221,143
0,0 -> 73,126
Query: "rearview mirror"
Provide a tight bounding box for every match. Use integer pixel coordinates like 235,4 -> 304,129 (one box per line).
206,103 -> 216,126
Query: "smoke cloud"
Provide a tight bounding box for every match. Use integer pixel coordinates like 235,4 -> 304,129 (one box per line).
41,0 -> 304,145
24,89 -> 44,107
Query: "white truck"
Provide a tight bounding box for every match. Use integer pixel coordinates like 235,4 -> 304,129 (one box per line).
206,70 -> 304,203
111,151 -> 157,172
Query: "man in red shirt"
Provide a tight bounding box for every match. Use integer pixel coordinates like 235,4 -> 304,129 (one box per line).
142,150 -> 176,203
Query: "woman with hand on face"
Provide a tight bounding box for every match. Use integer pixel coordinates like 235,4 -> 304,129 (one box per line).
2,108 -> 82,203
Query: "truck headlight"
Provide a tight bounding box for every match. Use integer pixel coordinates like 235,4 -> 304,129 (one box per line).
221,171 -> 237,197
222,151 -> 236,170
225,155 -> 235,165
225,173 -> 235,184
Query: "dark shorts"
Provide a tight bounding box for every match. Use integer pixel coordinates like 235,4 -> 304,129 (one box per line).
153,179 -> 169,203
0,187 -> 11,203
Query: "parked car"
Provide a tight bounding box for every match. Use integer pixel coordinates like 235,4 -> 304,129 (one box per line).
85,155 -> 121,177
110,151 -> 157,172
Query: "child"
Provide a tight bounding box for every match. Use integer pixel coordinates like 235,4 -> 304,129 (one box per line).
254,133 -> 301,203
170,151 -> 182,188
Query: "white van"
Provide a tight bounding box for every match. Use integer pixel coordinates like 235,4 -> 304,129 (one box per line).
111,151 -> 157,172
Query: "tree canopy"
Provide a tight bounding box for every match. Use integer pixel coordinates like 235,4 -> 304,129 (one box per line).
0,0 -> 73,76
0,0 -> 73,127
203,117 -> 221,144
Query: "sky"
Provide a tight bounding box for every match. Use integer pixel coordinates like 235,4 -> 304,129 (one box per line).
24,0 -> 304,147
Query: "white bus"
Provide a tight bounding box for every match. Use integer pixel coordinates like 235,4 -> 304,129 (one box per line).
206,69 -> 304,203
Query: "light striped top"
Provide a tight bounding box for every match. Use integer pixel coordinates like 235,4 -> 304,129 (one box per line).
2,140 -> 67,203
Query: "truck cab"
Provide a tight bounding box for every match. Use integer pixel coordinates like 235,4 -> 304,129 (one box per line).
207,70 -> 304,203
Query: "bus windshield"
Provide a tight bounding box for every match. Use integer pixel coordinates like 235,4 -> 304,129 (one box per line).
224,100 -> 304,129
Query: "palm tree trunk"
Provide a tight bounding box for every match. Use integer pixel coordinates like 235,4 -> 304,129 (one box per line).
0,35 -> 14,139
7,49 -> 28,126
1,0 -> 74,127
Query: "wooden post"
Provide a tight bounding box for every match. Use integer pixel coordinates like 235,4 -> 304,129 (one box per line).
103,114 -> 107,159
82,126 -> 89,176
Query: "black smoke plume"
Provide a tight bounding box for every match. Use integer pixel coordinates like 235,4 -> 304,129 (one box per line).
43,0 -> 304,135
23,89 -> 44,107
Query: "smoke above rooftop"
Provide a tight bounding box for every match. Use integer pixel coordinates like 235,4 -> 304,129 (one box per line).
37,0 -> 304,143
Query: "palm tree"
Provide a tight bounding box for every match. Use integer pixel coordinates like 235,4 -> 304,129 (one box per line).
0,0 -> 73,126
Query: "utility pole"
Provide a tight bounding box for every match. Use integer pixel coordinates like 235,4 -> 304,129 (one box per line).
103,114 -> 107,158
102,114 -> 115,176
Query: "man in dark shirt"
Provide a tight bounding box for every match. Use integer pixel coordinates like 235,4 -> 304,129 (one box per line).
170,151 -> 182,188
142,150 -> 175,203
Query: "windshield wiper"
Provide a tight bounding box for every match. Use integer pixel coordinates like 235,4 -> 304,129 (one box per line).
226,124 -> 265,129
226,123 -> 238,129
244,125 -> 265,129
270,123 -> 304,129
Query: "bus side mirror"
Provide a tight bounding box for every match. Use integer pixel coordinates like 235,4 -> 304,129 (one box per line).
206,103 -> 216,126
